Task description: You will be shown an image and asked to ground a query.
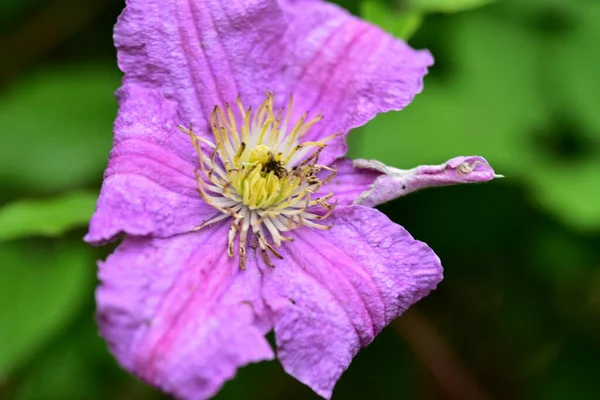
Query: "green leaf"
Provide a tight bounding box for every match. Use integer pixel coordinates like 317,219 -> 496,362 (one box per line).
0,191 -> 97,242
411,0 -> 497,13
528,159 -> 600,231
0,240 -> 93,377
0,64 -> 119,197
362,1 -> 423,40
518,2 -> 600,230
551,3 -> 600,133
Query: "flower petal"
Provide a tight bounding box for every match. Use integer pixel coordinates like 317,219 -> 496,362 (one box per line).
261,205 -> 442,398
280,0 -> 433,164
315,158 -> 381,205
353,156 -> 502,207
115,0 -> 288,131
85,86 -> 217,244
97,223 -> 273,400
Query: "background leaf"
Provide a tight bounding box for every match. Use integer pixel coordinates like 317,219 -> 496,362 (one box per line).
0,64 -> 119,199
411,0 -> 497,13
0,191 -> 97,242
0,240 -> 93,378
362,1 -> 422,39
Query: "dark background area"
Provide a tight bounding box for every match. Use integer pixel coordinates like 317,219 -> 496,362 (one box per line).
1,0 -> 599,399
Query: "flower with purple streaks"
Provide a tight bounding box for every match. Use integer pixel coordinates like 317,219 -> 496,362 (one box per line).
86,0 -> 500,399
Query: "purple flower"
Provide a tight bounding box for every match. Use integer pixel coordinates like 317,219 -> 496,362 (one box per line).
86,0 -> 499,399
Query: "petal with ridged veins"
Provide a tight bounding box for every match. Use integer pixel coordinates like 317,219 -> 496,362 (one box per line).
261,205 -> 443,399
97,222 -> 273,400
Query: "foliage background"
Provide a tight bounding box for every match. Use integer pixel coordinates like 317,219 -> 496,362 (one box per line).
1,0 -> 599,399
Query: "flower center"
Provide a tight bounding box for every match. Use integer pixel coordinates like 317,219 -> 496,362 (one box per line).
178,93 -> 337,269
230,144 -> 299,210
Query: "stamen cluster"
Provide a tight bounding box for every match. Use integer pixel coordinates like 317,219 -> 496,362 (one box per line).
179,93 -> 337,269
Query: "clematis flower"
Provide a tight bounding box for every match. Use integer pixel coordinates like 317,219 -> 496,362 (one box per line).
86,0 -> 500,399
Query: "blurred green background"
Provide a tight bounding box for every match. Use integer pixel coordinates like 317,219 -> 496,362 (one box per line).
1,0 -> 599,399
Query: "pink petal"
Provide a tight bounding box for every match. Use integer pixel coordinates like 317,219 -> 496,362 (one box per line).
353,156 -> 503,207
97,222 -> 273,400
115,0 -> 288,132
85,86 -> 217,244
280,0 -> 433,165
261,205 -> 443,398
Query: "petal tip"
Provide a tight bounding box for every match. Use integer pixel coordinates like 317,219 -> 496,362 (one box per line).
352,155 -> 501,207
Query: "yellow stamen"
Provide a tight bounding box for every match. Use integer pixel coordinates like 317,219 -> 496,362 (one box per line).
179,92 -> 337,269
